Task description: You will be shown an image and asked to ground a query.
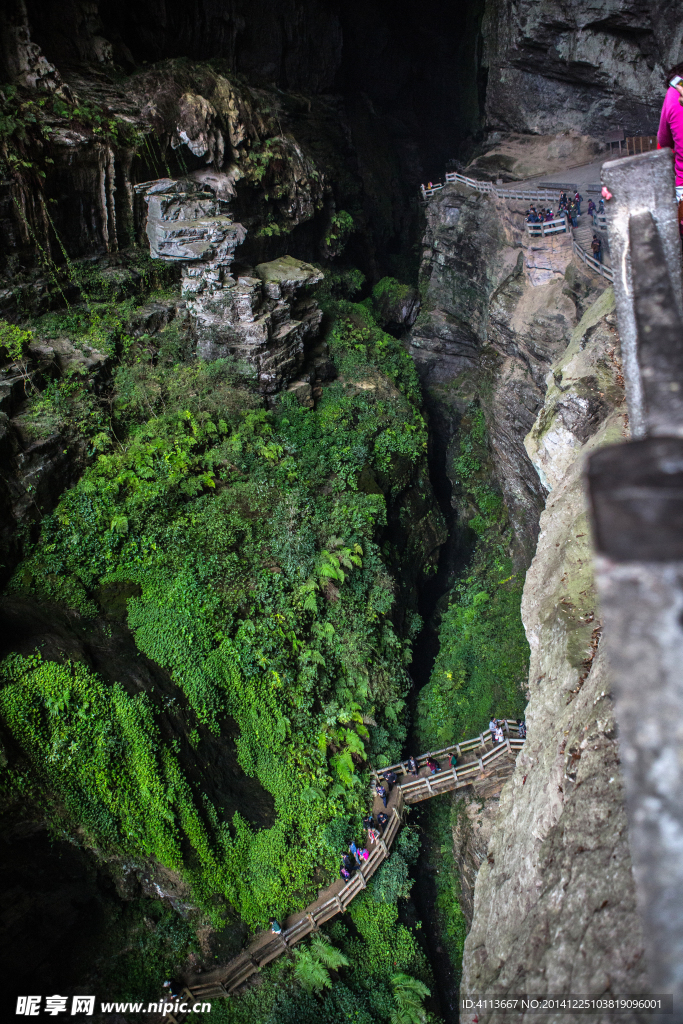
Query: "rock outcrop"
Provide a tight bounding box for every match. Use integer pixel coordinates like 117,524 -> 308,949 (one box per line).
481,0 -> 683,139
139,177 -> 323,392
461,289 -> 648,1018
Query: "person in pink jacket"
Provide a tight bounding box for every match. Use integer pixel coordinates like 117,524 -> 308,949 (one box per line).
658,63 -> 683,231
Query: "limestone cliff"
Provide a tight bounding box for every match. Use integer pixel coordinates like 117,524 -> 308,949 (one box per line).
409,179 -> 602,565
461,289 -> 648,1019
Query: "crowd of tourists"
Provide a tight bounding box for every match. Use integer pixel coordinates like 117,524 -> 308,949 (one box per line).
526,189 -> 605,265
338,718 -> 527,884
525,190 -> 606,229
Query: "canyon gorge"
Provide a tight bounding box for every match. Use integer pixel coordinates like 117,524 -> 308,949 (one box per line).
0,1 -> 680,1022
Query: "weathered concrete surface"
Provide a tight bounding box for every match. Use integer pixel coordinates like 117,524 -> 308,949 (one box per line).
461,291 -> 649,1022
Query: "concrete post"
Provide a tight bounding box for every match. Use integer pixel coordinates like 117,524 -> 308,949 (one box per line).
601,148 -> 683,438
586,148 -> 683,1010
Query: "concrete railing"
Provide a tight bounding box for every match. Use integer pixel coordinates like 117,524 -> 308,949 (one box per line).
439,172 -> 562,204
526,215 -> 568,237
571,234 -> 613,283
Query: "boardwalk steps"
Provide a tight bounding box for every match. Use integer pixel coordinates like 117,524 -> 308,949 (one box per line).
163,722 -> 525,1021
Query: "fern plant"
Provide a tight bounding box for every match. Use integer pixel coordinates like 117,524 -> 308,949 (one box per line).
390,973 -> 431,1024
293,935 -> 349,994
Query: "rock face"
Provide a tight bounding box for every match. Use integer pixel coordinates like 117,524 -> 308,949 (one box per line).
409,181 -> 602,564
139,177 -> 323,391
461,290 -> 648,1018
481,0 -> 683,138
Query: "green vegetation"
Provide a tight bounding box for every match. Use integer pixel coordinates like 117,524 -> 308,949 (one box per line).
2,298 -> 427,935
417,404 -> 528,748
0,318 -> 33,362
370,277 -> 414,324
419,800 -> 468,985
0,84 -> 143,180
199,827 -> 436,1023
324,210 -> 356,257
293,935 -> 350,994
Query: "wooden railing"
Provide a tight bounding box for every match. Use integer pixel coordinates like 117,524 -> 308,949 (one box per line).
625,136 -> 658,157
164,723 -> 526,1020
217,795 -> 406,997
399,737 -> 525,804
373,719 -> 521,780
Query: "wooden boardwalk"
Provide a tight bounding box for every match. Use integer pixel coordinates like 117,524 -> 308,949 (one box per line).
163,722 -> 525,1020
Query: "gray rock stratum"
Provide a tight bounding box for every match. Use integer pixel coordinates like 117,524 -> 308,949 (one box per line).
409,179 -> 603,564
482,0 -> 683,138
138,177 -> 323,392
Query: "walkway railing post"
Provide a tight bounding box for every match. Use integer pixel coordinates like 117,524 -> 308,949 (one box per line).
586,146 -> 683,1007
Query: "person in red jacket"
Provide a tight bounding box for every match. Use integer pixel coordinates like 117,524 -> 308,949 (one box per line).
658,63 -> 683,233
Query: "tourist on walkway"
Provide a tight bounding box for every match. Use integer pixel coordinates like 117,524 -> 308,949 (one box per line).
362,813 -> 374,829
359,847 -> 369,862
568,199 -> 578,228
489,718 -> 497,741
368,827 -> 380,844
559,192 -> 568,212
517,719 -> 527,739
377,811 -> 389,830
592,235 -> 603,263
270,918 -> 282,934
408,755 -> 419,776
450,752 -> 458,769
349,841 -> 360,865
545,208 -> 554,222
427,756 -> 440,774
376,782 -> 388,807
575,191 -> 583,215
587,198 -> 596,221
340,865 -> 352,881
659,64 -> 683,229
384,769 -> 398,790
598,197 -> 605,216
495,724 -> 505,744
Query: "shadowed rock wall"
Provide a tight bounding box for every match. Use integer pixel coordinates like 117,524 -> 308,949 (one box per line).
482,0 -> 683,137
408,181 -> 602,565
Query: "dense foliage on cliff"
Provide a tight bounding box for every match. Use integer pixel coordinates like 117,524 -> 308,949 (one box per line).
1,300 -> 427,932
208,826 -> 436,1024
417,405 -> 528,748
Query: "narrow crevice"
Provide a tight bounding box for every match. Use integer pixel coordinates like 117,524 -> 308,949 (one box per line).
403,388 -> 476,1023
